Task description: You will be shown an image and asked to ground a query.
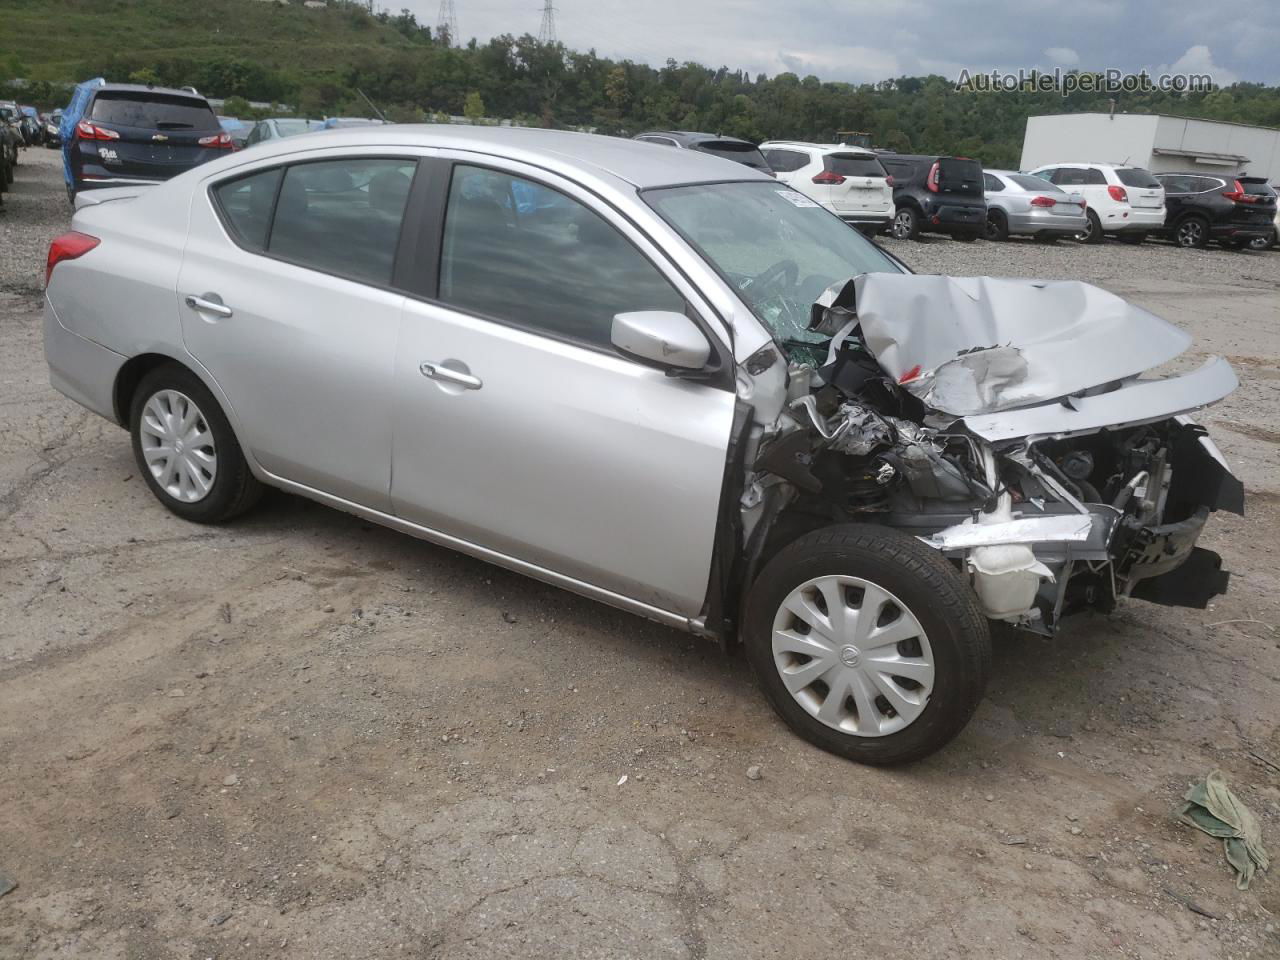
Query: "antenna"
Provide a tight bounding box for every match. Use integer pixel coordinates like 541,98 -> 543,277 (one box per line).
537,0 -> 557,44
436,0 -> 458,46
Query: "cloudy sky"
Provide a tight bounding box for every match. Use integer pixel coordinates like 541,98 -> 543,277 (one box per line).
403,0 -> 1279,86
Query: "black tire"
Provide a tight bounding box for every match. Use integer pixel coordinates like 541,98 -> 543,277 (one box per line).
1117,232 -> 1147,245
984,210 -> 1009,242
743,524 -> 991,766
1174,215 -> 1209,249
1247,229 -> 1276,251
129,363 -> 263,524
1077,209 -> 1103,244
890,206 -> 919,241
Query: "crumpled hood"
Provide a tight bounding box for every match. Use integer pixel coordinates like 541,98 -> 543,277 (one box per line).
852,274 -> 1195,416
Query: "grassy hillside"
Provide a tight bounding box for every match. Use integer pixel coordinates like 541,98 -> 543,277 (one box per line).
0,0 -> 419,96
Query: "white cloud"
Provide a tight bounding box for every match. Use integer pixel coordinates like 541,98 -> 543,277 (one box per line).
1044,46 -> 1080,66
1158,44 -> 1239,86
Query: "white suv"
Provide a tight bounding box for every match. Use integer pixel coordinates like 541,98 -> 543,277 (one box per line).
1025,163 -> 1165,244
760,141 -> 895,234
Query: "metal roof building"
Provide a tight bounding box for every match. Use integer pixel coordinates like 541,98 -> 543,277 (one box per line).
1020,113 -> 1280,181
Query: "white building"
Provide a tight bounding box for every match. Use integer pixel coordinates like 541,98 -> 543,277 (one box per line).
1020,113 -> 1280,181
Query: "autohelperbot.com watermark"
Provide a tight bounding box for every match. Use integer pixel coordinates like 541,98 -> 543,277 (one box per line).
955,68 -> 1215,97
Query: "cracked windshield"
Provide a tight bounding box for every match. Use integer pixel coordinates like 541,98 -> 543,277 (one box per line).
645,180 -> 903,360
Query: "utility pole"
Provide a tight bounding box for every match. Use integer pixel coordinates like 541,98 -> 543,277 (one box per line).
537,0 -> 557,44
436,0 -> 458,46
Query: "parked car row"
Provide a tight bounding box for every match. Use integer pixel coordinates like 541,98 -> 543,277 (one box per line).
633,131 -> 1280,252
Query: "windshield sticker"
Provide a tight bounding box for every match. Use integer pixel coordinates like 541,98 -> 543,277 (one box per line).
775,189 -> 819,208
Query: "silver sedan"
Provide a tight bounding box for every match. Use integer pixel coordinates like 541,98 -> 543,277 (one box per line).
44,127 -> 1241,764
983,169 -> 1088,241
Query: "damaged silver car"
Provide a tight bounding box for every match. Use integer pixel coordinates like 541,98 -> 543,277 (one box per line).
43,128 -> 1242,765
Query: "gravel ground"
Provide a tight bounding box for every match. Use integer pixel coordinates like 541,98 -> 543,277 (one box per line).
2,156 -> 1279,959
0,146 -> 67,295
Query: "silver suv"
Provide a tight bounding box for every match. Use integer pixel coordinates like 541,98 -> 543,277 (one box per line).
44,128 -> 1242,764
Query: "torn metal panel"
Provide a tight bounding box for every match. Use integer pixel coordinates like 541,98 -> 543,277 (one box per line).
852,274 -> 1193,416
962,357 -> 1238,443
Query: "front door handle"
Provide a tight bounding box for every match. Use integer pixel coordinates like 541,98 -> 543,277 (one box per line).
419,361 -> 482,390
185,294 -> 233,318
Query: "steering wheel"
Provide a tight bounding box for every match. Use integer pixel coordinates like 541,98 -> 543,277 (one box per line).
749,259 -> 799,297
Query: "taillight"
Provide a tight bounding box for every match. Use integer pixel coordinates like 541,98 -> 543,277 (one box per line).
75,120 -> 119,141
1223,180 -> 1257,203
812,170 -> 846,185
885,175 -> 895,187
198,131 -> 235,149
1107,185 -> 1128,203
926,161 -> 940,193
1029,195 -> 1057,207
45,231 -> 100,287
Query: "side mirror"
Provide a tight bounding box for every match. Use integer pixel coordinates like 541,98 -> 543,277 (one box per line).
611,311 -> 711,371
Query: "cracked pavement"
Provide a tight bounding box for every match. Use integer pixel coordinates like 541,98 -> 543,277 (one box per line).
2,153 -> 1279,959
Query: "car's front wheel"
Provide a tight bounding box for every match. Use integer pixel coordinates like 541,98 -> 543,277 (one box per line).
129,363 -> 263,523
743,524 -> 990,765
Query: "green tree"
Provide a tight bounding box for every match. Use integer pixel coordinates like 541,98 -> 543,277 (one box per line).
463,90 -> 485,123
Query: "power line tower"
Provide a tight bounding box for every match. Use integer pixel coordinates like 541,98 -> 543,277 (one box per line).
537,0 -> 557,44
436,0 -> 458,46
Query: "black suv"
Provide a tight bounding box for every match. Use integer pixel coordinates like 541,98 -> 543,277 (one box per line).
1152,172 -> 1277,249
632,131 -> 772,173
68,84 -> 231,198
878,154 -> 986,241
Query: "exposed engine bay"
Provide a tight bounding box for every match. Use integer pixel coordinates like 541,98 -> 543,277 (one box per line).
737,273 -> 1244,635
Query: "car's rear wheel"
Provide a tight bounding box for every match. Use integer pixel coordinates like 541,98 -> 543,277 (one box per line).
891,207 -> 919,241
129,364 -> 263,524
984,210 -> 1009,241
1175,215 -> 1209,249
743,524 -> 990,765
1077,210 -> 1103,244
1248,229 -> 1276,251
1117,232 -> 1147,245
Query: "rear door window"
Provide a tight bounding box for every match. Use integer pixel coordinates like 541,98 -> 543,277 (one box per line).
1052,168 -> 1089,186
89,92 -> 219,130
763,149 -> 809,173
266,157 -> 417,286
824,153 -> 886,177
438,165 -> 684,349
213,167 -> 284,251
1116,168 -> 1160,189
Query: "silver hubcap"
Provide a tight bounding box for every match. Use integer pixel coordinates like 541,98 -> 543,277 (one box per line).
892,211 -> 912,238
772,575 -> 934,737
139,390 -> 217,503
1179,222 -> 1202,246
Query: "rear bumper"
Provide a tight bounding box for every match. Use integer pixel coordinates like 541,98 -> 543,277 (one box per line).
1102,207 -> 1165,232
43,296 -> 126,423
1006,209 -> 1088,235
1208,221 -> 1272,241
924,202 -> 985,233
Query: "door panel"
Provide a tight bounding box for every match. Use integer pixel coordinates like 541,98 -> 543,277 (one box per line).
388,161 -> 735,616
179,158 -> 414,509
392,300 -> 735,616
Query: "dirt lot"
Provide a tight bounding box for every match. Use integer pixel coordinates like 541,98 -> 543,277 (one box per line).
2,146 -> 1279,959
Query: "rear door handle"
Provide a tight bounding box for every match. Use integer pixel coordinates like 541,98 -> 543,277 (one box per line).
185,294 -> 233,318
419,361 -> 482,390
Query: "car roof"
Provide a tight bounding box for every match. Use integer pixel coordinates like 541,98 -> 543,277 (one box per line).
637,130 -> 756,146
93,83 -> 210,100
241,126 -> 774,189
760,140 -> 877,156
